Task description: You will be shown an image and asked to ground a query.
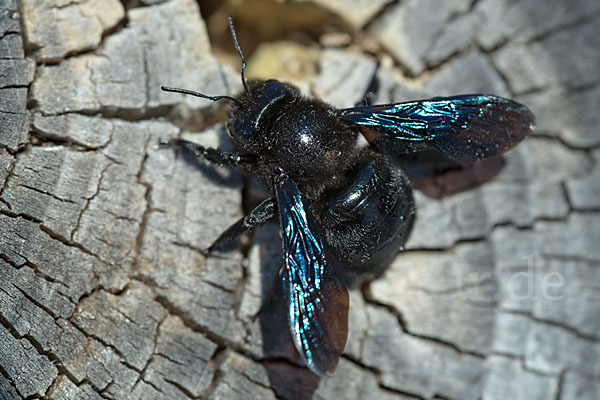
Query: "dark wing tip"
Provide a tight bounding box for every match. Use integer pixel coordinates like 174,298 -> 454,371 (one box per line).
305,278 -> 349,376
433,96 -> 535,164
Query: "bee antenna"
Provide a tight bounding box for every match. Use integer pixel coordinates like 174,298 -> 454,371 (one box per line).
161,86 -> 239,105
228,15 -> 250,95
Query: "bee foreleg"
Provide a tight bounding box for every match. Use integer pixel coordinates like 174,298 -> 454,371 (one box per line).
159,137 -> 257,169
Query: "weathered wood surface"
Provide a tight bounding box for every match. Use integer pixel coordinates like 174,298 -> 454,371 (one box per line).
1,0 -> 599,399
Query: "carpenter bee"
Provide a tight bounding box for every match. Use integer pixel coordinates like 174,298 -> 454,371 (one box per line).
161,17 -> 535,376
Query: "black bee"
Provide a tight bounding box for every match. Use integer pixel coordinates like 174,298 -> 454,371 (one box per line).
161,17 -> 535,376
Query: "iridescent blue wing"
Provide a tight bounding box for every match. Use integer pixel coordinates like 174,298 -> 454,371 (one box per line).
339,94 -> 535,164
274,172 -> 349,376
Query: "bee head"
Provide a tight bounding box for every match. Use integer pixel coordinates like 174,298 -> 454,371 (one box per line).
226,79 -> 297,148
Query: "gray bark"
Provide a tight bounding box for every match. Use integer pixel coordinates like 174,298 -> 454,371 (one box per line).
1,0 -> 599,399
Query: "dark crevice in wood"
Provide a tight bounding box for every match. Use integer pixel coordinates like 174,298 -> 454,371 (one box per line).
141,47 -> 150,111
361,294 -> 487,359
341,354 -> 426,400
31,15 -> 129,66
0,157 -> 16,209
15,183 -> 77,204
422,44 -> 475,75
406,277 -> 496,297
68,317 -> 141,374
170,240 -> 228,261
0,253 -> 20,269
555,370 -> 565,400
489,350 -> 525,363
0,109 -> 27,116
469,0 -> 482,12
154,294 -> 261,365
201,276 -> 236,294
257,354 -> 299,367
130,185 -> 151,276
361,281 -> 408,332
37,223 -> 109,268
478,37 -> 510,54
564,79 -> 600,94
70,163 -> 109,241
499,309 -> 600,344
120,0 -> 169,10
366,52 -> 416,84
0,196 -> 12,210
98,379 -> 115,397
0,83 -> 31,90
512,78 -> 600,99
0,311 -> 80,395
13,285 -> 60,320
356,60 -> 381,106
361,0 -> 399,32
561,180 -> 576,214
524,10 -> 600,45
402,207 -> 583,253
130,274 -> 166,290
0,30 -> 20,41
29,130 -> 111,153
511,358 -> 562,379
72,377 -> 113,400
32,105 -> 176,123
200,347 -> 227,400
0,209 -> 42,224
361,2 -> 489,80
163,377 -> 196,399
42,374 -> 61,399
479,44 -> 516,97
0,361 -> 21,399
530,132 -> 599,154
130,313 -> 167,395
138,377 -> 164,394
421,4 -> 478,73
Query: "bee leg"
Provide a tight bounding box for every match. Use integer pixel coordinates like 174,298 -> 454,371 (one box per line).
204,197 -> 276,256
159,137 -> 257,169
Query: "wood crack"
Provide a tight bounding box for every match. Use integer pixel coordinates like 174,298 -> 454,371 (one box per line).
499,309 -> 600,344
362,292 -> 487,359
341,354 -> 426,400
70,162 -> 109,241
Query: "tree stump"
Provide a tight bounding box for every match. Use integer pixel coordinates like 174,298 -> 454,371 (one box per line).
1,0 -> 599,399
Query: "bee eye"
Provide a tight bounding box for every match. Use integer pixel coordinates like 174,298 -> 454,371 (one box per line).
227,116 -> 254,144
